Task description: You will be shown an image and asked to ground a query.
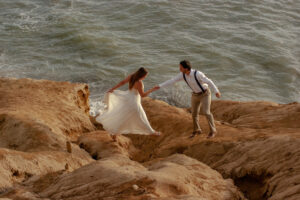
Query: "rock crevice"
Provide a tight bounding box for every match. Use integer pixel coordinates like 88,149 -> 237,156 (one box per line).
0,78 -> 299,200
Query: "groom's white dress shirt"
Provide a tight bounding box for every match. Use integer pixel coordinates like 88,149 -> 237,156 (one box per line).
159,69 -> 220,94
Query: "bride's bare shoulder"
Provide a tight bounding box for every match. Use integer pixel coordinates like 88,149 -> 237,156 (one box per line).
133,80 -> 143,89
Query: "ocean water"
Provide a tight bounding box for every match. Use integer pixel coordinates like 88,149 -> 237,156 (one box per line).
0,0 -> 299,110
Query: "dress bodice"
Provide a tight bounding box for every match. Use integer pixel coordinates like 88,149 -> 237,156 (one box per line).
96,86 -> 155,134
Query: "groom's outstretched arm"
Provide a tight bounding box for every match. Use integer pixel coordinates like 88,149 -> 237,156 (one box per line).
158,73 -> 183,88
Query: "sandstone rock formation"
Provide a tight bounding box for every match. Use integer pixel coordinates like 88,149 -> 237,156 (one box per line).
0,148 -> 91,189
137,98 -> 300,200
0,78 -> 95,152
0,78 -> 299,200
0,78 -> 95,188
77,130 -> 139,160
2,153 -> 244,200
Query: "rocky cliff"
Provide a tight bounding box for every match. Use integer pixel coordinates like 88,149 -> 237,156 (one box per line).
0,78 -> 299,200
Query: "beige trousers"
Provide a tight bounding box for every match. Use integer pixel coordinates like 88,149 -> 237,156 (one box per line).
191,89 -> 216,133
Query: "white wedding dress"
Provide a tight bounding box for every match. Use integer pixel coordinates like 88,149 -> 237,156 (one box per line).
96,89 -> 155,135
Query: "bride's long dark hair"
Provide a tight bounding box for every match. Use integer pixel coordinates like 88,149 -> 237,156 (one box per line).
129,67 -> 148,89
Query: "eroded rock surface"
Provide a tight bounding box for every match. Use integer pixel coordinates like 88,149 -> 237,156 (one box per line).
0,78 -> 299,200
3,154 -> 244,200
0,78 -> 95,188
135,98 -> 300,200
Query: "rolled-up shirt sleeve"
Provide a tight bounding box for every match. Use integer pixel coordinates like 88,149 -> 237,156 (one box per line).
197,71 -> 220,94
159,73 -> 183,88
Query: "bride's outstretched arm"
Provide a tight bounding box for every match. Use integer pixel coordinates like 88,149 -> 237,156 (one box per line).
136,82 -> 158,97
108,74 -> 132,93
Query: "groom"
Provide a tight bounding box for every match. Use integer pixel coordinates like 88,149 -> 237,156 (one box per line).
155,60 -> 221,138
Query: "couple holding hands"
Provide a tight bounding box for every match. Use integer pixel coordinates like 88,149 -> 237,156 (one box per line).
96,60 -> 221,140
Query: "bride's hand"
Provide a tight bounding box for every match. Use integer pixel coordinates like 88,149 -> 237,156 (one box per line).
107,88 -> 114,93
151,86 -> 160,92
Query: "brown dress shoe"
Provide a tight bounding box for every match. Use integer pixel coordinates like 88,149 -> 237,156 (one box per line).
189,130 -> 202,138
207,132 -> 217,139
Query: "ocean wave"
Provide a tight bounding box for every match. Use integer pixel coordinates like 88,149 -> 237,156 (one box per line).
0,0 -> 299,105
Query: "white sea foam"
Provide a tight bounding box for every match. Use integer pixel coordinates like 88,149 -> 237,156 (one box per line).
89,99 -> 107,117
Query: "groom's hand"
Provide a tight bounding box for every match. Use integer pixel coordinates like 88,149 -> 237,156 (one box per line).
216,92 -> 221,98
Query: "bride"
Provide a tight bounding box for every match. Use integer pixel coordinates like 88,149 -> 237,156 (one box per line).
96,67 -> 160,140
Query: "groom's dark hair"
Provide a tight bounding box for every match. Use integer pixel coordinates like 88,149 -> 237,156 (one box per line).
180,60 -> 191,71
